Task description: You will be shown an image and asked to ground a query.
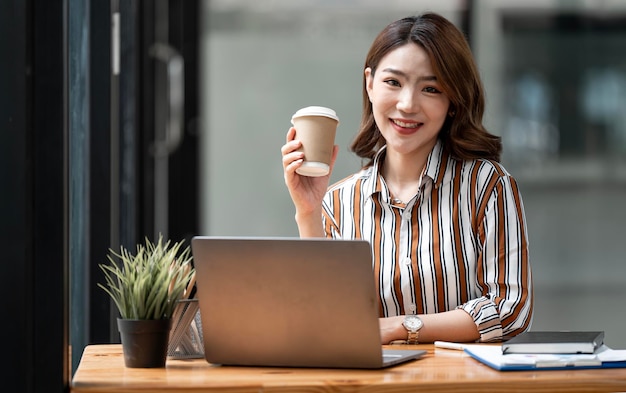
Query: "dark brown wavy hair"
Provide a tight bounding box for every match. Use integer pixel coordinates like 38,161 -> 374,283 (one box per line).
351,13 -> 502,165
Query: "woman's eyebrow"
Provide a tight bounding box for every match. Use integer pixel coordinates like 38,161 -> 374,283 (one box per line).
380,67 -> 437,82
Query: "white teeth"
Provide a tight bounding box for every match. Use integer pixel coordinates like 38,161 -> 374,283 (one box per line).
392,119 -> 420,128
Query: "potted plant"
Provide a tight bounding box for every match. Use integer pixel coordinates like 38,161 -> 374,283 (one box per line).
98,235 -> 195,368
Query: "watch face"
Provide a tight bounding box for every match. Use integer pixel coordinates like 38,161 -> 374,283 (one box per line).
403,315 -> 423,331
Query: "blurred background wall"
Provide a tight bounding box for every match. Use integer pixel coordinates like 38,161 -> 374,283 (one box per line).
198,0 -> 626,347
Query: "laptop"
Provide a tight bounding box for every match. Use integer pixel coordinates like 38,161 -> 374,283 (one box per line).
191,236 -> 426,369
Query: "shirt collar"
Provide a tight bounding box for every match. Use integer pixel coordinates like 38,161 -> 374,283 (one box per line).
364,139 -> 449,198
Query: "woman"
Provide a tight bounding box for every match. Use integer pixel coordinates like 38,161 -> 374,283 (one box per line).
281,13 -> 532,344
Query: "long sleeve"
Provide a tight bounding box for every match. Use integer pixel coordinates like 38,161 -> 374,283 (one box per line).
458,172 -> 533,341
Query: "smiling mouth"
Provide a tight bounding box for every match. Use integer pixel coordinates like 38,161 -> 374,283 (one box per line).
391,119 -> 421,129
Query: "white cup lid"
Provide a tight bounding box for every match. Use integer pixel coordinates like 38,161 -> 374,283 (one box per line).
291,106 -> 339,124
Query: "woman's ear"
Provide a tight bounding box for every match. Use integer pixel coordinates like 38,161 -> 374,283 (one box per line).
364,67 -> 373,101
447,104 -> 456,117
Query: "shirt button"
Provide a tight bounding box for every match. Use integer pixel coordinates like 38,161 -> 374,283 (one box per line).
408,304 -> 417,313
402,257 -> 411,265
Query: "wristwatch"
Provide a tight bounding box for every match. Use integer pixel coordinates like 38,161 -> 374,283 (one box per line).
402,315 -> 423,344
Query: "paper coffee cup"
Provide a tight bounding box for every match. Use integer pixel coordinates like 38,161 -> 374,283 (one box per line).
291,106 -> 339,177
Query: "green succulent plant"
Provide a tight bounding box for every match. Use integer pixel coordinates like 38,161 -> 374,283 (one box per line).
98,235 -> 195,320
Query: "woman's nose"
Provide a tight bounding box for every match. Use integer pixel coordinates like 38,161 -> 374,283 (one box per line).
397,89 -> 419,113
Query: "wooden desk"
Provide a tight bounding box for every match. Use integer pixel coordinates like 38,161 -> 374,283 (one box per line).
71,344 -> 626,393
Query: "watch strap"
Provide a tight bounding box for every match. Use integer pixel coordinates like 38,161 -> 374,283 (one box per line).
406,330 -> 419,345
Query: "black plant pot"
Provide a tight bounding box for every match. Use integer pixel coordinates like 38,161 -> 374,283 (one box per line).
117,318 -> 172,368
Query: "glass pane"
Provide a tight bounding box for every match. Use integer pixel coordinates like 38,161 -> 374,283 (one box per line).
500,14 -> 626,166
68,0 -> 89,374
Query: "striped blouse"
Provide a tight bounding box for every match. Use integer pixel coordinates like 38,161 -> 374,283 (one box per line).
321,140 -> 533,342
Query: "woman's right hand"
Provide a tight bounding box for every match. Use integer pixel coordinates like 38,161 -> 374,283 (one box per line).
281,127 -> 338,218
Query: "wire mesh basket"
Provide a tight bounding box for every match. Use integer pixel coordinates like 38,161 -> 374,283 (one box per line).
167,298 -> 204,359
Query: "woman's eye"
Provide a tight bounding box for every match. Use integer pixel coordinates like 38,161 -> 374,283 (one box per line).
423,86 -> 441,94
384,79 -> 400,87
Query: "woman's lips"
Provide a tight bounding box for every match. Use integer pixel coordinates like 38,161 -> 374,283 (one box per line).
391,118 -> 422,134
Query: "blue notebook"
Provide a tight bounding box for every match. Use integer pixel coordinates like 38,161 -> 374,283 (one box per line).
465,345 -> 626,371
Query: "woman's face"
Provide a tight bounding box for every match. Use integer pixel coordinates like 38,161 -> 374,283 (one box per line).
365,43 -> 450,158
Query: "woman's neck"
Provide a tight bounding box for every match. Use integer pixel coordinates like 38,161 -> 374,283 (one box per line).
381,148 -> 429,203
